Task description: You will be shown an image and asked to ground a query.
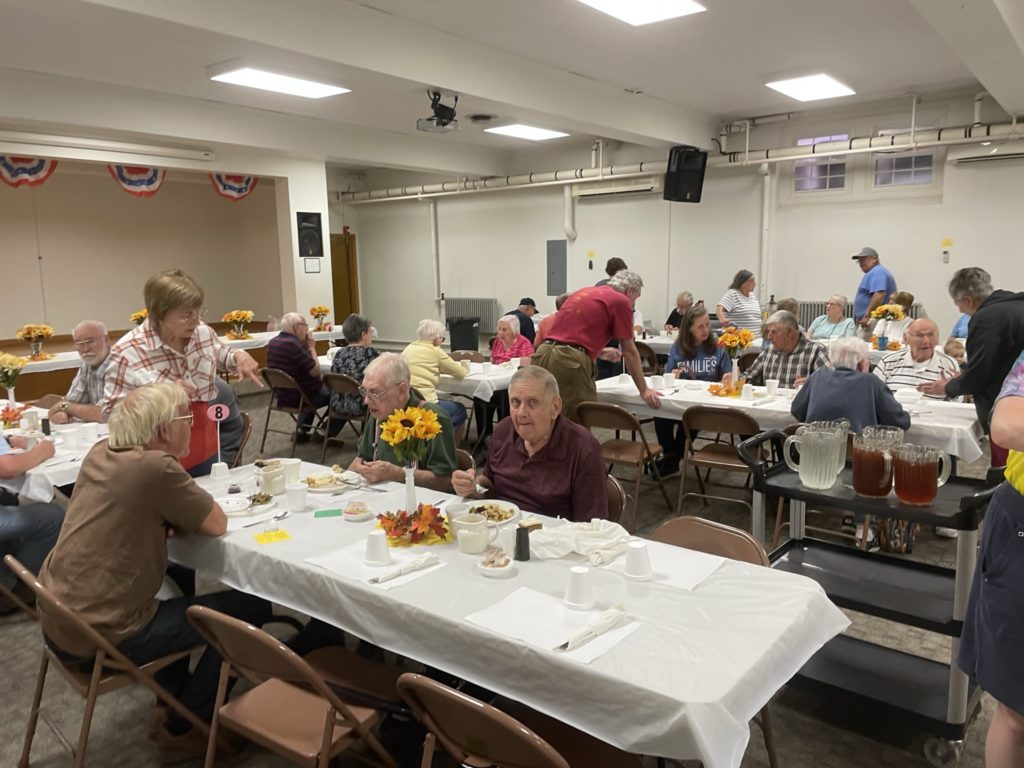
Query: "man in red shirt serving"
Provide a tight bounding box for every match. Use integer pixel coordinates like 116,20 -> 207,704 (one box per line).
532,270 -> 661,422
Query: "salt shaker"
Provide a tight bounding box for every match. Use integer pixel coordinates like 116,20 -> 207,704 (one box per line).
514,527 -> 531,561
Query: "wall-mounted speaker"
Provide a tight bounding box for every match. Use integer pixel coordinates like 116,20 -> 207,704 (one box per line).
663,145 -> 708,203
296,211 -> 324,258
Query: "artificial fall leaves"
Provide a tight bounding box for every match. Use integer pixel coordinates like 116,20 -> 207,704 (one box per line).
377,503 -> 451,546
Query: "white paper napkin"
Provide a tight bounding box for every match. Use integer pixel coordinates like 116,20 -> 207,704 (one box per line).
554,605 -> 628,651
305,540 -> 446,589
465,587 -> 640,664
530,519 -> 632,565
602,543 -> 725,591
369,552 -> 440,584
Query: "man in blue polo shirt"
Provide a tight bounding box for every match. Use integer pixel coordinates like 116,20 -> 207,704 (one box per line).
266,312 -> 331,441
852,246 -> 897,337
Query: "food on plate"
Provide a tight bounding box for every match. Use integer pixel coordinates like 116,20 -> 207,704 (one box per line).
249,492 -> 273,506
519,517 -> 543,533
344,501 -> 369,516
480,548 -> 511,569
303,473 -> 344,489
470,502 -> 515,522
331,464 -> 345,474
227,483 -> 242,495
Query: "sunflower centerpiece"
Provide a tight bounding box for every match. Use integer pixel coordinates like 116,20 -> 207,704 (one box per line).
716,326 -> 755,360
870,304 -> 906,349
309,305 -> 330,331
0,351 -> 27,408
130,309 -> 148,326
15,324 -> 55,360
223,309 -> 255,340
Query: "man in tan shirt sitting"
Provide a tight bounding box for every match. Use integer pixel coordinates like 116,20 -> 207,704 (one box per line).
38,382 -> 270,760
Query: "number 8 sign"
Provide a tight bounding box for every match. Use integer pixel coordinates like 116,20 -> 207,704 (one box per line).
207,404 -> 230,422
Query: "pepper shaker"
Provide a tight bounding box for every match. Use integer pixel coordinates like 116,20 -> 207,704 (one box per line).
514,527 -> 531,561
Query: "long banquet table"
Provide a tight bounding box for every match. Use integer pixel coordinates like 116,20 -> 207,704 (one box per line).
316,356 -> 514,403
168,461 -> 848,768
637,335 -> 894,365
595,377 -> 985,464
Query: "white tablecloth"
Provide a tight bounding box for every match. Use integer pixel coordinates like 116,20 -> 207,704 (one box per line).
437,361 -> 513,402
169,463 -> 849,768
595,378 -> 985,463
639,338 -> 895,366
20,350 -> 82,374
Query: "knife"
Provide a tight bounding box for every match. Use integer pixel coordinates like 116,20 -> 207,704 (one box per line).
553,605 -> 628,651
368,552 -> 441,584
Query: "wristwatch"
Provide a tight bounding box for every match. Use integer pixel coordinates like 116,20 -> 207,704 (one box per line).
58,402 -> 70,412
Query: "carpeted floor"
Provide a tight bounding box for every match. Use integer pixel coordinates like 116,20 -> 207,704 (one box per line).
0,386 -> 994,767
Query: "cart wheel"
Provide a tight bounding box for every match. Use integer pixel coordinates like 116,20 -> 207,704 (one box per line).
924,737 -> 963,768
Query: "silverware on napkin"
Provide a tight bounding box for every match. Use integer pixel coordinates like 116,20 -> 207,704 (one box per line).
369,553 -> 440,584
748,396 -> 776,407
553,605 -> 628,651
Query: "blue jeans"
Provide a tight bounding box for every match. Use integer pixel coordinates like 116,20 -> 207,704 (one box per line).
436,397 -> 467,429
0,503 -> 65,588
116,590 -> 271,733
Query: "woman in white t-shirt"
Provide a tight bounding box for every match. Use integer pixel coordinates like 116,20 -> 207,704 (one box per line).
716,270 -> 762,338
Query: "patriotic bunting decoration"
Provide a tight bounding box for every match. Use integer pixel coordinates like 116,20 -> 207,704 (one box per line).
0,156 -> 59,188
209,172 -> 259,201
107,165 -> 166,197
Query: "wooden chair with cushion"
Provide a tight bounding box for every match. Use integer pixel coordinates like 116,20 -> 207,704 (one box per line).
259,367 -> 327,457
5,555 -> 214,768
650,518 -> 778,768
576,402 -> 673,531
186,605 -> 398,768
737,350 -> 759,374
606,474 -> 627,525
230,412 -> 253,469
635,341 -> 660,375
397,672 -> 643,768
450,350 -> 483,363
320,372 -> 367,463
678,405 -> 761,520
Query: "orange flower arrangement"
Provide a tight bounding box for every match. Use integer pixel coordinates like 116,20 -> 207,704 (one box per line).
223,310 -> 255,340
309,305 -> 330,331
15,324 -> 56,360
716,326 -> 755,359
1,402 -> 27,428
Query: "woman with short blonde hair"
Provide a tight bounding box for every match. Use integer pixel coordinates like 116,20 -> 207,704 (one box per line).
402,319 -> 468,434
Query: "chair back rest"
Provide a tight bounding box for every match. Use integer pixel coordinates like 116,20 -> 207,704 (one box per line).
455,449 -> 476,473
396,673 -> 570,768
634,341 -> 659,375
737,351 -> 759,374
651,518 -> 769,566
606,475 -> 627,524
4,555 -> 135,666
33,393 -> 63,410
682,405 -> 760,439
185,606 -> 365,726
261,367 -> 302,394
232,412 -> 253,469
451,351 -> 484,363
576,402 -> 644,434
323,372 -> 362,397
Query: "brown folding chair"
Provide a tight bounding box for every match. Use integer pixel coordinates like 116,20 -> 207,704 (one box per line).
650,518 -> 778,768
0,580 -> 37,621
635,341 -> 660,375
606,474 -> 627,525
678,405 -> 761,518
455,448 -> 476,472
450,350 -> 483,363
4,555 -> 213,768
576,402 -> 673,532
259,368 -> 327,457
31,393 -> 63,410
320,373 -> 367,463
737,351 -> 759,374
186,605 -> 398,768
397,672 -> 643,768
230,412 -> 253,469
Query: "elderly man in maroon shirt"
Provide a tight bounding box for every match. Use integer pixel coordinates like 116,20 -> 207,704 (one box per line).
452,367 -> 607,521
532,269 -> 660,422
266,312 -> 330,440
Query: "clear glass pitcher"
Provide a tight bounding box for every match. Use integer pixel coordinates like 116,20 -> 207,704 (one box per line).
893,444 -> 951,506
783,420 -> 848,490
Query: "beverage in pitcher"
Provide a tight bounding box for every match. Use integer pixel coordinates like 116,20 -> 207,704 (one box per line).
852,443 -> 891,497
893,444 -> 951,506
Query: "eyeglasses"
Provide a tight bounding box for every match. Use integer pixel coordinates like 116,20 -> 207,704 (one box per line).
169,413 -> 195,425
908,332 -> 938,340
359,383 -> 400,401
437,336 -> 446,344
178,308 -> 208,323
73,337 -> 102,348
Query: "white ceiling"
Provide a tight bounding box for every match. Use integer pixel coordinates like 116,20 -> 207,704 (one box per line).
0,0 -> 1021,176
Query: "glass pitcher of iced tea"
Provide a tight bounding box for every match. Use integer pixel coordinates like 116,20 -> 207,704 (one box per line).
893,444 -> 951,506
852,426 -> 903,497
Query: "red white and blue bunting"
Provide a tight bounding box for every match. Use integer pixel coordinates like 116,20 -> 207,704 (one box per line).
107,165 -> 166,197
209,173 -> 259,201
0,156 -> 59,188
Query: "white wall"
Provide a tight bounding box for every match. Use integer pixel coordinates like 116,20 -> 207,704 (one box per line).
0,164 -> 282,333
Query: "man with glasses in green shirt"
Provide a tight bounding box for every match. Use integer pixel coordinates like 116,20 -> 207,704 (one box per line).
49,320 -> 111,424
349,353 -> 457,492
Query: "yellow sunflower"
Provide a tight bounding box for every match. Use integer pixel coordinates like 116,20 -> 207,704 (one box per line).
380,407 -> 419,446
412,409 -> 441,440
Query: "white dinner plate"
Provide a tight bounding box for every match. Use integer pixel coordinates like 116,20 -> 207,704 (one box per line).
217,496 -> 278,517
466,500 -> 521,526
303,473 -> 353,493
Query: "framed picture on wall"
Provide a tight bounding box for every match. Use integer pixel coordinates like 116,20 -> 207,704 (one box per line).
296,211 -> 324,257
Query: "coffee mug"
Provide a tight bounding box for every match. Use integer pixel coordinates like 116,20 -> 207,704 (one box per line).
452,513 -> 497,554
256,465 -> 285,496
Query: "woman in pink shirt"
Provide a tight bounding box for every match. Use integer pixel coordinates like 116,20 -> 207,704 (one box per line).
491,316 -> 534,364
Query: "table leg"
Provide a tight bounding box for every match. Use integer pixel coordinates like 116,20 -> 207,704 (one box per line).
790,499 -> 806,540
752,491 -> 766,544
946,527 -> 978,724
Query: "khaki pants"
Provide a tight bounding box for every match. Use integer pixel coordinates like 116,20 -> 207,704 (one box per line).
532,342 -> 596,423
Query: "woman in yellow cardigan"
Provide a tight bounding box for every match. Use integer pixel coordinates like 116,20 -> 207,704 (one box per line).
401,319 -> 468,440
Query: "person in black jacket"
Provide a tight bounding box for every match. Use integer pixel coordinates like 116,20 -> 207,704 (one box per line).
919,268 -> 1024,466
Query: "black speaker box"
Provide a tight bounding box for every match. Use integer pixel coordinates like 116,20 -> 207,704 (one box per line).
296,211 -> 324,258
663,145 -> 708,203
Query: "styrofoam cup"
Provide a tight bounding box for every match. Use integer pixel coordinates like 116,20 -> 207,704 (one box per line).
624,540 -> 653,581
564,565 -> 595,610
766,379 -> 780,395
280,457 -> 302,484
285,482 -> 308,513
617,373 -> 631,384
210,462 -> 230,480
364,530 -> 392,566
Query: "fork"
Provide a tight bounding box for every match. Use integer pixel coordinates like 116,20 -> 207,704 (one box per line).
243,510 -> 289,528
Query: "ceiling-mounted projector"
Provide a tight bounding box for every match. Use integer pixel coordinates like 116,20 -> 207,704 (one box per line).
417,90 -> 459,133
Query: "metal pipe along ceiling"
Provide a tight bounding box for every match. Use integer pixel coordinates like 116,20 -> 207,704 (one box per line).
336,120 -> 1023,203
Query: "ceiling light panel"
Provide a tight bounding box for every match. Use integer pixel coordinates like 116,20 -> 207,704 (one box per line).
208,64 -> 349,99
765,74 -> 855,102
484,124 -> 570,141
577,0 -> 706,26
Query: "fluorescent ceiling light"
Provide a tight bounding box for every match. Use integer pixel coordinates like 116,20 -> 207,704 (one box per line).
577,0 -> 705,26
0,129 -> 214,161
484,124 -> 569,141
765,74 -> 855,102
208,64 -> 349,99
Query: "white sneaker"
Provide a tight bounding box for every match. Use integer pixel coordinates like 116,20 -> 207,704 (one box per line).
935,527 -> 959,539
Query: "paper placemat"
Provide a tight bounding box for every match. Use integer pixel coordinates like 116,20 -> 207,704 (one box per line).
601,545 -> 725,591
464,587 -> 640,664
305,539 -> 446,590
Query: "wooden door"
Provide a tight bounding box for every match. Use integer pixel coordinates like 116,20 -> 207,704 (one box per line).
330,233 -> 359,321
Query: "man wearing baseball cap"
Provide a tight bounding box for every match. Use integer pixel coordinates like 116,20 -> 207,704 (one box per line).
504,297 -> 539,346
852,247 -> 897,337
